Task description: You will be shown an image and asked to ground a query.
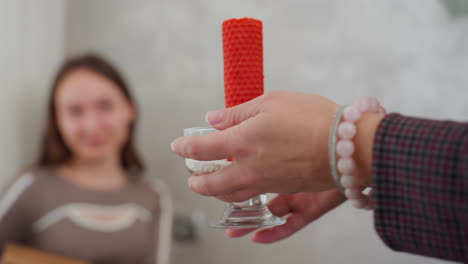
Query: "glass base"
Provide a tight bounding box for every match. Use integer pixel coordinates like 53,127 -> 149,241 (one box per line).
209,200 -> 286,229
209,215 -> 286,229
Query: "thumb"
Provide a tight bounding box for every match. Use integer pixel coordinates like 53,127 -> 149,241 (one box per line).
206,95 -> 264,130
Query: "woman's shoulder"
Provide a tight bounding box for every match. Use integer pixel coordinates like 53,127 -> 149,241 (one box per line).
22,167 -> 57,185
2,167 -> 58,194
0,168 -> 52,215
2,169 -> 36,194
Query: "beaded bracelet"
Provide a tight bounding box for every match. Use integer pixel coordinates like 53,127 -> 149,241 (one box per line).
329,97 -> 386,210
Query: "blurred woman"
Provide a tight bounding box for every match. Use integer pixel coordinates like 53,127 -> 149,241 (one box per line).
0,54 -> 171,264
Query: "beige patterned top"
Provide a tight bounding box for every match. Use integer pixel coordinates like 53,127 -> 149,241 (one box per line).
0,168 -> 170,264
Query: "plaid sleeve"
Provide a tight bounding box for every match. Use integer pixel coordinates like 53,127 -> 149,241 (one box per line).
372,113 -> 468,262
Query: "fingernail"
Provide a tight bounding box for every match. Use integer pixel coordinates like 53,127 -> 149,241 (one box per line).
170,141 -> 176,152
187,177 -> 195,189
187,177 -> 192,188
205,110 -> 223,125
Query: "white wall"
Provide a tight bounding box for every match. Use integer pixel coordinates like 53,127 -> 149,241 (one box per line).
0,0 -> 65,189
65,0 -> 464,263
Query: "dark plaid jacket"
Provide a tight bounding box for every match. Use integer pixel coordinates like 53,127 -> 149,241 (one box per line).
372,114 -> 467,262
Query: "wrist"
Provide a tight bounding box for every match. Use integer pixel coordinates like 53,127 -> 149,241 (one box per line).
353,112 -> 385,186
330,97 -> 386,210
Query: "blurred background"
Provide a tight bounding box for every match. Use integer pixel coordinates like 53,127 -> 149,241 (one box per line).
1,0 -> 466,263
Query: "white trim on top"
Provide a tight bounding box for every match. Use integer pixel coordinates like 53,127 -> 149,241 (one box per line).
33,203 -> 151,233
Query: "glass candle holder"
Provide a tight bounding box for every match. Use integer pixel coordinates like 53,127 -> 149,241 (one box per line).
184,126 -> 285,229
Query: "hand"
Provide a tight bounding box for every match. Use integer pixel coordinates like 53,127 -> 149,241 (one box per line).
171,91 -> 382,202
227,189 -> 346,243
171,91 -> 339,201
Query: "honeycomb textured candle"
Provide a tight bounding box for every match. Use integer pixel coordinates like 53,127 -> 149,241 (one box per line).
222,18 -> 264,107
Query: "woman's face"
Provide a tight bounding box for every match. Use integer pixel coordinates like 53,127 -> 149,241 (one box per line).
55,69 -> 134,164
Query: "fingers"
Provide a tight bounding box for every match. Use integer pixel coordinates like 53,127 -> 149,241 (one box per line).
267,195 -> 292,217
171,130 -> 234,161
225,228 -> 257,238
252,214 -> 307,244
216,188 -> 263,203
188,164 -> 247,197
206,95 -> 264,130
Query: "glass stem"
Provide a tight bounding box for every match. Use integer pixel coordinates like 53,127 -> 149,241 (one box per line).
232,195 -> 266,208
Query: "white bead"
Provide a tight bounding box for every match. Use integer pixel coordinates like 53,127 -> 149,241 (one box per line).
336,140 -> 354,158
340,175 -> 355,188
337,158 -> 355,174
343,106 -> 361,122
345,187 -> 363,199
338,122 -> 356,139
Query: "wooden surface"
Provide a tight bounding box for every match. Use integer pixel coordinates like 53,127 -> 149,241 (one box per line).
2,244 -> 89,264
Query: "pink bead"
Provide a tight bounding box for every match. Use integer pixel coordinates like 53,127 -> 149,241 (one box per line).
353,97 -> 370,112
345,187 -> 363,199
337,96 -> 383,211
338,122 -> 356,139
367,97 -> 380,112
351,198 -> 367,209
336,140 -> 354,158
377,106 -> 387,115
337,158 -> 355,174
340,175 -> 355,188
343,106 -> 361,122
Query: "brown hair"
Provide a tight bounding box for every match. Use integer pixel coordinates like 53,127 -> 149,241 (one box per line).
37,53 -> 144,177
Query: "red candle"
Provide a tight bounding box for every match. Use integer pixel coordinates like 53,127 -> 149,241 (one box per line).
222,18 -> 264,108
